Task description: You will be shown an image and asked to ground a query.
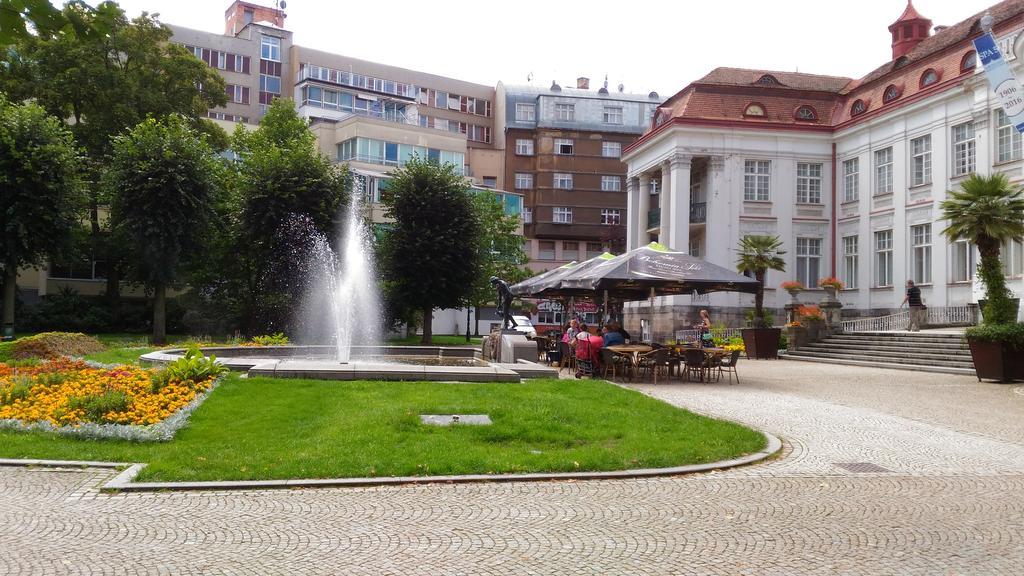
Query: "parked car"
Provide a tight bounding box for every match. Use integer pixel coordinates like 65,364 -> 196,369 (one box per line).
511,315 -> 537,338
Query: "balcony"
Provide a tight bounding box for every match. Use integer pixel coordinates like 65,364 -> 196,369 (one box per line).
690,202 -> 706,224
647,208 -> 660,230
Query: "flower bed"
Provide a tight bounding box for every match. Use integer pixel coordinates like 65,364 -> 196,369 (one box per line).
0,358 -> 219,441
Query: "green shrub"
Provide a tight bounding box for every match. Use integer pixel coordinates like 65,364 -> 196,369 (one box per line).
0,376 -> 33,405
745,309 -> 774,327
11,332 -> 106,360
249,333 -> 289,346
965,322 -> 1024,349
67,390 -> 130,423
158,347 -> 228,386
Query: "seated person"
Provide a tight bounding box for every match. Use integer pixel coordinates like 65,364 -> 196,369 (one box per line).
562,319 -> 580,345
611,321 -> 630,341
575,325 -> 604,366
602,323 -> 625,347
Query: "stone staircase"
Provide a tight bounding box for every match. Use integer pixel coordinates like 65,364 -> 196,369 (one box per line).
782,332 -> 975,376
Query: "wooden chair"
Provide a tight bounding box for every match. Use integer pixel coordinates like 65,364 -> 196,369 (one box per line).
717,349 -> 741,384
683,349 -> 709,382
637,348 -> 670,384
558,341 -> 575,374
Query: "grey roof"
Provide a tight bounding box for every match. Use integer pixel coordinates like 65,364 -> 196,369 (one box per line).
503,83 -> 662,104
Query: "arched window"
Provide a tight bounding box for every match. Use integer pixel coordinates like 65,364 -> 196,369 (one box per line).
794,105 -> 818,121
893,56 -> 909,70
961,51 -> 977,72
883,84 -> 901,103
851,99 -> 867,116
755,74 -> 781,86
920,69 -> 939,88
744,103 -> 766,117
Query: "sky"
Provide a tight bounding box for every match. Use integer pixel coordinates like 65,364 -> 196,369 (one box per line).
106,0 -> 998,97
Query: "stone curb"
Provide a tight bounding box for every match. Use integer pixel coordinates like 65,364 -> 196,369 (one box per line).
0,433 -> 781,493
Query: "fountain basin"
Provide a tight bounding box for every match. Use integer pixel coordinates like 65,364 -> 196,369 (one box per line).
140,346 -> 557,382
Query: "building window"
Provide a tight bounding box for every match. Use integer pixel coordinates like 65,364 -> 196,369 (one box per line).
603,106 -> 623,124
961,51 -> 977,73
996,108 -> 1023,163
795,106 -> 817,121
553,173 -> 573,190
743,160 -> 770,201
874,147 -> 893,195
260,36 -> 280,61
553,207 -> 573,224
259,74 -> 281,94
602,141 -> 621,158
920,68 -> 939,88
554,138 -> 574,155
851,99 -> 867,116
911,224 -> 932,284
874,230 -> 893,287
795,238 -> 822,288
586,242 -> 603,258
883,84 -> 900,103
562,241 -> 579,261
554,103 -> 575,121
743,103 -> 766,117
952,121 -> 976,176
1002,238 -> 1024,276
49,258 -> 107,281
911,135 -> 932,186
601,176 -> 621,192
601,209 -> 621,225
843,235 -> 858,289
522,207 -> 533,224
755,74 -> 781,86
796,162 -> 822,204
515,139 -> 534,155
843,158 -> 859,202
514,173 -> 533,189
515,103 -> 535,122
539,240 -> 555,260
951,240 -> 972,283
227,84 -> 246,104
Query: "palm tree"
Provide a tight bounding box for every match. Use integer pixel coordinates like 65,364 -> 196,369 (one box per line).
736,235 -> 787,328
941,173 -> 1024,325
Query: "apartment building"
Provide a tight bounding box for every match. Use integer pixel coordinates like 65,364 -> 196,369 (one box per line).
497,79 -> 662,271
623,0 -> 1024,328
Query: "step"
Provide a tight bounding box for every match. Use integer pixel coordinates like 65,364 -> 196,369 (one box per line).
805,342 -> 972,357
831,333 -> 967,343
779,352 -> 977,376
810,340 -> 971,353
785,349 -> 976,369
797,346 -> 973,363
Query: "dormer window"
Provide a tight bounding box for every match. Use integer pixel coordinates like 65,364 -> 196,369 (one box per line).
883,84 -> 901,103
744,103 -> 766,117
851,99 -> 867,116
794,105 -> 818,121
893,56 -> 909,69
961,51 -> 977,72
755,74 -> 782,86
920,69 -> 939,88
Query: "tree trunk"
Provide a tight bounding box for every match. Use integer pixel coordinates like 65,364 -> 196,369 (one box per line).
152,282 -> 167,345
473,305 -> 481,337
420,306 -> 433,344
754,271 -> 766,326
465,307 -> 471,342
2,264 -> 17,340
976,237 -> 1013,324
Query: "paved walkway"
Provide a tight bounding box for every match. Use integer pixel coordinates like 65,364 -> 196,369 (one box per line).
2,361 -> 1023,575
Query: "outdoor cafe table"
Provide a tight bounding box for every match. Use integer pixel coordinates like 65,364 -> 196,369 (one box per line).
606,344 -> 653,369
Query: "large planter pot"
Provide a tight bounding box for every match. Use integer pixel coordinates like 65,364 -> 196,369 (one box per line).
821,286 -> 838,302
967,339 -> 1024,382
805,319 -> 825,342
741,327 -> 781,359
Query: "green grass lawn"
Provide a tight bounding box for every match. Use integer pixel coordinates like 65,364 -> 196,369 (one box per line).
0,375 -> 765,482
83,347 -> 156,365
387,334 -> 484,346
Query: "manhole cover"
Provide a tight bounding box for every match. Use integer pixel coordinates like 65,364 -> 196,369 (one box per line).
420,414 -> 492,426
833,462 -> 893,473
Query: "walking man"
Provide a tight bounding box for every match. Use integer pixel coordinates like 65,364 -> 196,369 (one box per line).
901,279 -> 926,332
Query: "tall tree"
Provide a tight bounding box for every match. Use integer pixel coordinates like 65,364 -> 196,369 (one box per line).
465,192 -> 529,338
380,157 -> 482,344
105,116 -> 223,344
0,96 -> 83,338
735,235 -> 786,328
0,0 -> 118,46
233,99 -> 350,334
941,173 -> 1024,325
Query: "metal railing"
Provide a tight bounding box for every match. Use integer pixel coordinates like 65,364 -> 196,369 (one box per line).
690,202 -> 706,223
840,305 -> 976,332
673,327 -> 744,342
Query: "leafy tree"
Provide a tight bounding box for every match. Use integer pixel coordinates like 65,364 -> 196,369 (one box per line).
0,96 -> 84,337
0,0 -> 118,46
941,173 -> 1024,325
464,192 -> 529,338
735,235 -> 786,328
381,157 -> 482,344
105,116 -> 223,344
233,99 -> 350,334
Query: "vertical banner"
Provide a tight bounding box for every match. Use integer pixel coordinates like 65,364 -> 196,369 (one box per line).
974,32 -> 1024,133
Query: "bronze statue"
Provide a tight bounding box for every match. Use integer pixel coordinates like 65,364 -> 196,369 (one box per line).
490,276 -> 518,331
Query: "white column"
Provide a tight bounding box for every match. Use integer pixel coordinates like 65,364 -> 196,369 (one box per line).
626,176 -> 637,252
637,174 -> 651,247
668,154 -> 692,252
706,156 -> 730,267
659,163 -> 671,246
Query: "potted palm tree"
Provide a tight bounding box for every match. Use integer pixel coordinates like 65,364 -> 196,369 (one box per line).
736,235 -> 786,359
941,173 -> 1024,382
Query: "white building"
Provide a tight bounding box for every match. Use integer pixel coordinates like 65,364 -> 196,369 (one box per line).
623,0 -> 1024,333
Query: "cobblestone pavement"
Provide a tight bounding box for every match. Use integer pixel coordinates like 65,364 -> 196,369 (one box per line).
2,361 -> 1023,575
